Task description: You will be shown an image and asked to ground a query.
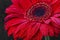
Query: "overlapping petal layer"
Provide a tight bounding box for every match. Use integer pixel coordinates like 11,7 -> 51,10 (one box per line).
5,0 -> 60,40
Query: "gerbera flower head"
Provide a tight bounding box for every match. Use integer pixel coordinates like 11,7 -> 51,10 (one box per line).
5,0 -> 60,40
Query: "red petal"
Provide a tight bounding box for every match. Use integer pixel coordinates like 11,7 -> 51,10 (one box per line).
7,26 -> 16,36
40,0 -> 52,4
51,0 -> 58,5
14,21 -> 28,34
19,0 -> 32,10
30,31 -> 42,40
19,22 -> 37,38
4,14 -> 24,22
25,22 -> 36,39
5,5 -> 25,15
44,19 -> 51,24
51,17 -> 60,25
52,0 -> 60,13
31,0 -> 38,4
51,17 -> 60,29
54,28 -> 60,37
54,7 -> 60,14
40,24 -> 48,36
48,26 -> 54,36
14,22 -> 35,40
5,18 -> 27,30
27,23 -> 40,39
54,14 -> 60,17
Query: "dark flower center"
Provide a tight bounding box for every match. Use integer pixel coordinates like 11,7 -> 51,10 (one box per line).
27,2 -> 51,22
33,7 -> 46,17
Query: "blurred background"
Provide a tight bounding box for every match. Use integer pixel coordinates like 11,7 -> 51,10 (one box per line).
0,0 -> 12,40
0,0 -> 60,40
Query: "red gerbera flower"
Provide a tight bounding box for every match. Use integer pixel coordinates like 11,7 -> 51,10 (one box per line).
5,0 -> 60,40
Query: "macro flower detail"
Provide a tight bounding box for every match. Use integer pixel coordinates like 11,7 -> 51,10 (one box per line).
26,2 -> 52,22
5,0 -> 60,40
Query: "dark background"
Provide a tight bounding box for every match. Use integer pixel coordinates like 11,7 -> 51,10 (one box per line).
0,0 -> 60,40
0,0 -> 12,40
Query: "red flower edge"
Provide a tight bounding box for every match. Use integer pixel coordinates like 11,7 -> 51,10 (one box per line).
5,0 -> 60,40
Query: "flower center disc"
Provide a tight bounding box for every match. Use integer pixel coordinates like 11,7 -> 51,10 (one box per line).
26,2 -> 51,22
33,7 -> 46,17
